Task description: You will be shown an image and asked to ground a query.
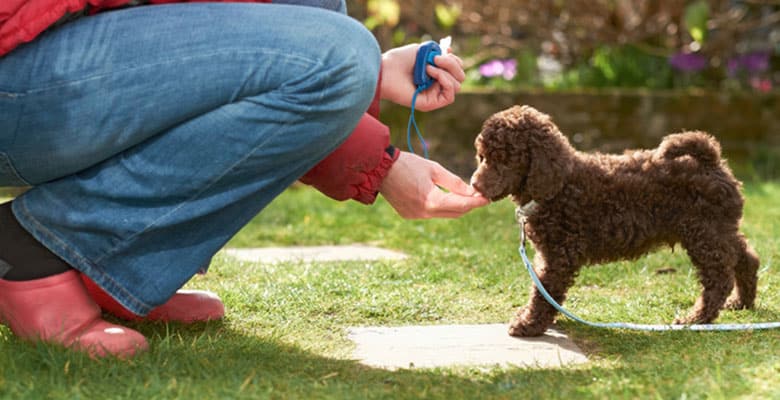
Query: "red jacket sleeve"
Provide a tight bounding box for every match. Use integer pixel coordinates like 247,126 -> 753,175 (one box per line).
300,68 -> 401,204
300,113 -> 399,204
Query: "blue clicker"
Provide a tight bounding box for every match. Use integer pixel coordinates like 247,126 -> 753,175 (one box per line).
413,41 -> 441,90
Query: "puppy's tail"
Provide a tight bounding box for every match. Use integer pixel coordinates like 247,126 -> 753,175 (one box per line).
657,131 -> 721,167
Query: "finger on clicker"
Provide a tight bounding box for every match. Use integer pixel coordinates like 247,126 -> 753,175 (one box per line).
451,54 -> 465,69
432,56 -> 466,81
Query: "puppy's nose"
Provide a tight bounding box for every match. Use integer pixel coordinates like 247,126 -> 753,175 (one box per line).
470,178 -> 483,193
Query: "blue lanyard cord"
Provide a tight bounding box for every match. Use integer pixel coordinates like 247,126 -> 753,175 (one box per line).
516,217 -> 780,332
406,86 -> 429,159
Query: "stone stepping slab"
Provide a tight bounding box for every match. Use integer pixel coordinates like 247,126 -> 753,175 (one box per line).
223,245 -> 407,264
223,248 -> 587,368
348,324 -> 588,369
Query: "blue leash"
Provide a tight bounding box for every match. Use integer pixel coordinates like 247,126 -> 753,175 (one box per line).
515,207 -> 780,331
406,86 -> 429,159
407,39 -> 448,160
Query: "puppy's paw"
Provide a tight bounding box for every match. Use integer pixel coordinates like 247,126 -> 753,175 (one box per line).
508,309 -> 547,337
722,294 -> 752,310
672,316 -> 693,325
673,313 -> 714,325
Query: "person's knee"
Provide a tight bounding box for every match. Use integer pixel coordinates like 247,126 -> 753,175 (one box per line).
330,18 -> 381,114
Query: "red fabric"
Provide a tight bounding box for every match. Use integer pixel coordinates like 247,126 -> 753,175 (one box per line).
300,112 -> 398,204
80,273 -> 142,320
80,272 -> 226,322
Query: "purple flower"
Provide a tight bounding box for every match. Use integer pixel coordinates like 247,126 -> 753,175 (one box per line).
479,59 -> 517,80
743,53 -> 770,72
669,52 -> 708,72
501,59 -> 517,80
727,52 -> 770,76
479,60 -> 503,77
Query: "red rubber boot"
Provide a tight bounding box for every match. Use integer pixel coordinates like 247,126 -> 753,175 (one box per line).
81,274 -> 225,323
0,270 -> 148,358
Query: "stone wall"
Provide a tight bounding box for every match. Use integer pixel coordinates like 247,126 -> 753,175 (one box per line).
2,90 -> 778,198
381,90 -> 780,180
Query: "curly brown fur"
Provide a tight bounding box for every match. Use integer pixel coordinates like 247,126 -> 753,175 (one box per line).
471,105 -> 760,337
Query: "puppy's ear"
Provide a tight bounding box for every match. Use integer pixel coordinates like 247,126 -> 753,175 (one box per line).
522,110 -> 574,201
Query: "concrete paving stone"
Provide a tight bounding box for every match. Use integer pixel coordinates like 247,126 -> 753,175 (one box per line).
223,247 -> 586,369
348,323 -> 588,370
222,245 -> 407,264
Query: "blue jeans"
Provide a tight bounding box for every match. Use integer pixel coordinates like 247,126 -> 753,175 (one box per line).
0,2 -> 380,314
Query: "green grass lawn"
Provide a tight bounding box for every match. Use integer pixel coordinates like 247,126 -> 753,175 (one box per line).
1,182 -> 779,399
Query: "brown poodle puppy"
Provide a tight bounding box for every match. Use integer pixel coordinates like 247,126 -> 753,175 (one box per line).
471,105 -> 760,337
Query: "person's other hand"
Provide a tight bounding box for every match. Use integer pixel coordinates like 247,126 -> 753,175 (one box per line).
379,151 -> 489,219
379,43 -> 465,112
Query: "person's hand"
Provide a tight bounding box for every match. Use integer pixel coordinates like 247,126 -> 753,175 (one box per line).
379,151 -> 489,219
380,43 -> 465,112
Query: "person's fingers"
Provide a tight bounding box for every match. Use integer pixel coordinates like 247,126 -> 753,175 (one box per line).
435,68 -> 462,96
436,78 -> 457,106
428,162 -> 479,196
443,194 -> 490,212
415,69 -> 457,111
428,70 -> 458,105
451,54 -> 465,70
432,55 -> 466,81
424,191 -> 490,218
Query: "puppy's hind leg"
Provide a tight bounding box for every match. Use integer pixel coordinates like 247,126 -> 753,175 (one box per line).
723,233 -> 759,310
509,251 -> 579,337
675,232 -> 737,325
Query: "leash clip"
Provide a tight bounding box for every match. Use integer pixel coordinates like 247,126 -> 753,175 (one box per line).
515,200 -> 538,247
514,208 -> 527,247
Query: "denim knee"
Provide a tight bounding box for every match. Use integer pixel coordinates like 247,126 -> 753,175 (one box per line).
328,17 -> 381,117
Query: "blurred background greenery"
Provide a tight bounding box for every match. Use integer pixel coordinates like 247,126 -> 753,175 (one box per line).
348,0 -> 780,181
349,0 -> 778,92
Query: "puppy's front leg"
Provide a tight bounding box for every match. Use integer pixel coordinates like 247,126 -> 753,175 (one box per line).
509,251 -> 579,337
